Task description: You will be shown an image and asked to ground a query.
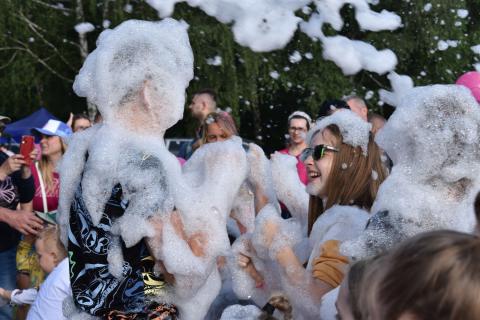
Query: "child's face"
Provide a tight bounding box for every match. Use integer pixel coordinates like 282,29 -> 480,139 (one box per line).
35,238 -> 57,274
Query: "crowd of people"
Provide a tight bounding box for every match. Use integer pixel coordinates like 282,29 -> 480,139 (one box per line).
1,17 -> 480,320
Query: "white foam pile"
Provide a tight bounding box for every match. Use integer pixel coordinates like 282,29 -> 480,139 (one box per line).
270,152 -> 309,231
59,18 -> 252,320
220,304 -> 262,320
146,0 -> 401,76
343,85 -> 480,259
308,109 -> 372,154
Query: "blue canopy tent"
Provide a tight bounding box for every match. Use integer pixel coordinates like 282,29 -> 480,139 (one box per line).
1,108 -> 58,144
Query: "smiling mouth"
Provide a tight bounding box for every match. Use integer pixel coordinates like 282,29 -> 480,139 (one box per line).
308,171 -> 320,179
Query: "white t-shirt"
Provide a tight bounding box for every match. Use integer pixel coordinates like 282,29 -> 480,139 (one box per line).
27,258 -> 71,320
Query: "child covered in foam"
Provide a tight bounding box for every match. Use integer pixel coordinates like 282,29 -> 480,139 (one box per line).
0,226 -> 70,320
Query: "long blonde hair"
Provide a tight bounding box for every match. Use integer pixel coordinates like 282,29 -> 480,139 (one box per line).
38,138 -> 67,192
307,124 -> 387,235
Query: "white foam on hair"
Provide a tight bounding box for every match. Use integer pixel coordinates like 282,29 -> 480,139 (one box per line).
308,109 -> 372,154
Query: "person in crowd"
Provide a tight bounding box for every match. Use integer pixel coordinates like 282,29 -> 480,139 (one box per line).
359,230 -> 480,320
316,99 -> 349,119
202,111 -> 238,144
367,113 -> 386,137
178,88 -> 218,159
0,115 -> 42,320
71,114 -> 92,133
238,110 -> 387,318
14,120 -> 72,318
345,95 -> 368,122
0,226 -> 70,320
278,111 -> 311,185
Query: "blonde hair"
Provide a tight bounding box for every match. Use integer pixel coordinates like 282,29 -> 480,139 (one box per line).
38,137 -> 67,192
359,230 -> 480,320
201,111 -> 238,145
307,124 -> 387,235
37,225 -> 67,260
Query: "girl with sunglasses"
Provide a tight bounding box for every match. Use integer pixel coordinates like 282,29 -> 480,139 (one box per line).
236,110 -> 387,318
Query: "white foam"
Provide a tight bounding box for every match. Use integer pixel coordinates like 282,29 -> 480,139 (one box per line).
308,109 -> 372,154
344,85 -> 480,259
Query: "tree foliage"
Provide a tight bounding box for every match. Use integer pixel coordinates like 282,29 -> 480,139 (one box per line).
0,0 -> 479,151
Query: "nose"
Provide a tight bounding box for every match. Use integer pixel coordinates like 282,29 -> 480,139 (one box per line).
303,154 -> 313,166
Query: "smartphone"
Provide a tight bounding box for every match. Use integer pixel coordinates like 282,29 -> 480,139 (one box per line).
20,135 -> 35,166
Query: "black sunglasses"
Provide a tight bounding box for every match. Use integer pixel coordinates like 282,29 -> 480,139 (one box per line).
300,144 -> 339,162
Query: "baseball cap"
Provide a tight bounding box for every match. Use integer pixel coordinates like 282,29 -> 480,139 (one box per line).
0,115 -> 11,123
32,119 -> 72,138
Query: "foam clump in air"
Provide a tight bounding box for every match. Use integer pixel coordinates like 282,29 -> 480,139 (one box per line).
343,84 -> 480,259
147,0 -> 401,76
74,22 -> 95,34
309,109 -> 372,154
320,35 -> 397,75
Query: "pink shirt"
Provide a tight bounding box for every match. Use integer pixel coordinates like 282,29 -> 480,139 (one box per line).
278,148 -> 308,185
31,163 -> 60,213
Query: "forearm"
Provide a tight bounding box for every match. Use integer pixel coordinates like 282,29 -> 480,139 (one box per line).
0,207 -> 12,224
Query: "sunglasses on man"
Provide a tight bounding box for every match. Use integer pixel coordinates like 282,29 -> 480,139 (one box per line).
300,144 -> 339,162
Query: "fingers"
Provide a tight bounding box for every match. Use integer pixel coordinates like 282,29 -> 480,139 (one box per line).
237,253 -> 251,268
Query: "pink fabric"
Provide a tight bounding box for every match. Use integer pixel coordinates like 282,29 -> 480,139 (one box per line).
278,148 -> 308,185
177,157 -> 186,166
31,163 -> 59,212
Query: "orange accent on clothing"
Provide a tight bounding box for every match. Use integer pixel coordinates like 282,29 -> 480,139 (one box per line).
311,240 -> 348,287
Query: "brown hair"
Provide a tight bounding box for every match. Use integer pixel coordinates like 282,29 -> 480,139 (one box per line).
37,225 -> 67,260
201,111 -> 238,144
359,230 -> 480,320
307,124 -> 387,235
38,137 -> 67,193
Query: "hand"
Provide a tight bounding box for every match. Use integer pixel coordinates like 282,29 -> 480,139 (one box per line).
189,232 -> 206,257
238,252 -> 264,286
0,155 -> 26,179
263,219 -> 279,248
0,287 -> 11,300
4,209 -> 43,235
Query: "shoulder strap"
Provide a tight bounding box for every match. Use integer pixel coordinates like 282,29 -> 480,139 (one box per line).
34,161 -> 48,213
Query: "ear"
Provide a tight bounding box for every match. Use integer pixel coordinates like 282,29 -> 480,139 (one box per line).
50,250 -> 59,264
140,80 -> 154,112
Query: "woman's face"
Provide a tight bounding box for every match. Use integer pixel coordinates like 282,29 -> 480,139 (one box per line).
40,135 -> 63,158
304,128 -> 337,198
288,118 -> 308,145
73,118 -> 91,132
206,122 -> 229,143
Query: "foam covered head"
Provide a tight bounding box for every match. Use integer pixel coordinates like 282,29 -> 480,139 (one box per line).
73,18 -> 194,127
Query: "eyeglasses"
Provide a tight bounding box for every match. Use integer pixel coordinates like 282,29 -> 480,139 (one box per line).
300,144 -> 339,162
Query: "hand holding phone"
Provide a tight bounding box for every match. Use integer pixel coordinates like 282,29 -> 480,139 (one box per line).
19,135 -> 35,166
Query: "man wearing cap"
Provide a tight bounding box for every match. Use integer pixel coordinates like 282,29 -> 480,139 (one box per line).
0,115 -> 42,320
